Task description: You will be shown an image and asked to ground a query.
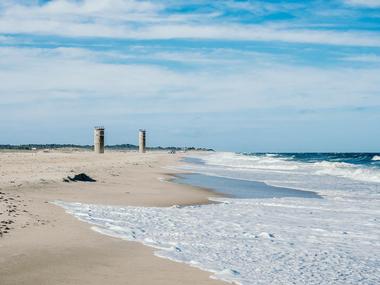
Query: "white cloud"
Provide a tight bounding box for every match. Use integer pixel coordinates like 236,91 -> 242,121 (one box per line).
0,35 -> 9,43
344,0 -> 380,8
343,54 -> 380,62
138,24 -> 380,46
0,46 -> 379,117
0,1 -> 379,46
219,1 -> 303,16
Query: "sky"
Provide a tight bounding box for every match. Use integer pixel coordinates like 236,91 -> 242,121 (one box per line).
0,0 -> 380,152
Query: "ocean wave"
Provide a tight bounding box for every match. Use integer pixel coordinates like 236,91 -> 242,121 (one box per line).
198,152 -> 380,184
203,152 -> 299,171
372,155 -> 380,161
265,153 -> 278,157
314,163 -> 380,183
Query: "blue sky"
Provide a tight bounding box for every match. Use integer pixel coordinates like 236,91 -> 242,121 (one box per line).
0,0 -> 379,152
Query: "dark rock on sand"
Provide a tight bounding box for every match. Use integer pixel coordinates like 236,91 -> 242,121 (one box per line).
65,173 -> 97,183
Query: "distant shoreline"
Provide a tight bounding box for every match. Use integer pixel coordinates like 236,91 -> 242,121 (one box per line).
0,144 -> 214,152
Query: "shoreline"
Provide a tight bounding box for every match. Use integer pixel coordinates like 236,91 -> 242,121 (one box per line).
0,150 -> 226,285
163,172 -> 227,205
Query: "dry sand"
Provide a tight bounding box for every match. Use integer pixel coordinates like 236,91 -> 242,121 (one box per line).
0,149 -> 225,285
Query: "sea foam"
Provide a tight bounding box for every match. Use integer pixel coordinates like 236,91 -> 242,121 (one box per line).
55,195 -> 380,285
372,155 -> 380,161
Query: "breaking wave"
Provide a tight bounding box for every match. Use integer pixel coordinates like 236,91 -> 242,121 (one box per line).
199,152 -> 380,184
178,152 -> 380,199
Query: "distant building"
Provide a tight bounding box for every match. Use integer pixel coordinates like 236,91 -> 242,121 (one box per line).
139,129 -> 146,153
94,127 -> 105,154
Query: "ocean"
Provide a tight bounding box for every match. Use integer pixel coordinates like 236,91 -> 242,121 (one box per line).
55,152 -> 380,285
178,152 -> 380,197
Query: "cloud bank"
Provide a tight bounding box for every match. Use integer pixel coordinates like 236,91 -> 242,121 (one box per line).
0,0 -> 379,151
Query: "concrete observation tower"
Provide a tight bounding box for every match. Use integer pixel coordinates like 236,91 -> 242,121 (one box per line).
139,129 -> 146,153
94,127 -> 105,154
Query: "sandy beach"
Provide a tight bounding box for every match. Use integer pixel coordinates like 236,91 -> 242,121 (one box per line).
0,149 -> 225,285
1,1 -> 379,284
